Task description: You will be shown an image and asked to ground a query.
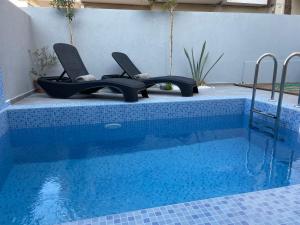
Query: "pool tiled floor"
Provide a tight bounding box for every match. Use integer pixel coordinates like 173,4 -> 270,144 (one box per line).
60,184 -> 300,225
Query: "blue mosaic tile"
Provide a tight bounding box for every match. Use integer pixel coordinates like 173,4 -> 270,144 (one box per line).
59,184 -> 300,225
7,99 -> 245,129
0,69 -> 8,137
0,110 -> 8,138
244,98 -> 300,131
7,97 -> 300,131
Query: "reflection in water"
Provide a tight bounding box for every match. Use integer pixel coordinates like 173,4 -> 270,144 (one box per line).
245,129 -> 298,188
32,178 -> 63,223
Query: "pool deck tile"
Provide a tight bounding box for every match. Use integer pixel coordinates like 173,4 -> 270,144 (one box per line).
59,184 -> 300,225
9,85 -> 300,110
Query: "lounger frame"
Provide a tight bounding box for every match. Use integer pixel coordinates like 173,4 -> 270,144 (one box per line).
103,52 -> 198,97
38,44 -> 148,102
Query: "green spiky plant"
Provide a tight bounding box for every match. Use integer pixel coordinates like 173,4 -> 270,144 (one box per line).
148,0 -> 177,91
184,41 -> 224,86
50,0 -> 76,45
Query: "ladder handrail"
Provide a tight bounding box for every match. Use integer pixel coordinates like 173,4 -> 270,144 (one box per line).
249,53 -> 278,128
250,52 -> 300,139
276,52 -> 300,132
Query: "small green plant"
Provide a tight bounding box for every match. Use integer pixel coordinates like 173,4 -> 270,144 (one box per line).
28,47 -> 57,80
164,83 -> 173,90
184,41 -> 224,86
50,0 -> 76,45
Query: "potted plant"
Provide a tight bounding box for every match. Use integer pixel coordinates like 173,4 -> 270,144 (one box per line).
148,0 -> 177,91
50,0 -> 76,45
28,47 -> 57,92
184,41 -> 224,87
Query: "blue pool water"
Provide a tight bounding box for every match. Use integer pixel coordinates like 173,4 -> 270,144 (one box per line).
0,115 -> 300,225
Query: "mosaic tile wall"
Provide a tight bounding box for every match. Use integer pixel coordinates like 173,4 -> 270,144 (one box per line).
60,184 -> 300,225
0,68 -> 9,138
7,99 -> 245,129
6,97 -> 300,132
0,68 -> 7,111
0,111 -> 8,138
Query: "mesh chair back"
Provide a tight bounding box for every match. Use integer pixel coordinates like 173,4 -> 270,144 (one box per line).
54,43 -> 89,80
112,52 -> 142,77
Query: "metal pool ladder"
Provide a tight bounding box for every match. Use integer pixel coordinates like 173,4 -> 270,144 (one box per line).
249,53 -> 279,136
279,52 -> 300,109
249,52 -> 300,138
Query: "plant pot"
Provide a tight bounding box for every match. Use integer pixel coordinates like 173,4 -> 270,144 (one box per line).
33,80 -> 44,93
198,85 -> 213,89
196,80 -> 205,86
196,80 -> 214,89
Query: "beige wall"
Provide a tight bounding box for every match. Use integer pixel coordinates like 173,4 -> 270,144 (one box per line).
84,2 -> 271,13
25,0 -> 270,13
28,0 -> 51,7
291,0 -> 300,14
22,0 -> 300,14
83,2 -> 149,10
27,0 -> 81,7
155,3 -> 270,12
273,0 -> 285,14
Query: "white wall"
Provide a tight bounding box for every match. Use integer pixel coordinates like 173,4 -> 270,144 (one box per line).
27,8 -> 170,80
26,7 -> 300,84
0,0 -> 33,100
173,12 -> 300,83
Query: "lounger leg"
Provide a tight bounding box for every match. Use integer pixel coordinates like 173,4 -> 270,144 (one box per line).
193,86 -> 199,94
141,90 -> 149,98
123,90 -> 139,102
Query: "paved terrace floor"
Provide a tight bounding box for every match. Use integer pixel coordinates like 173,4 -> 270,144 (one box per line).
9,85 -> 300,110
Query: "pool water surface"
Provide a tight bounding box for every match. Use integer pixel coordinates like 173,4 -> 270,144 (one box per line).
0,115 -> 300,225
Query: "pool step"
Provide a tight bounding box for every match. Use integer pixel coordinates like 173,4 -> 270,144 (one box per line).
251,108 -> 277,119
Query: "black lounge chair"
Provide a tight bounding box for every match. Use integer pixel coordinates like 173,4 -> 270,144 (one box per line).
38,44 -> 148,102
102,52 -> 198,97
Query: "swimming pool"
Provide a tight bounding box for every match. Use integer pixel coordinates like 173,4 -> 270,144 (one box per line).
0,114 -> 299,225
